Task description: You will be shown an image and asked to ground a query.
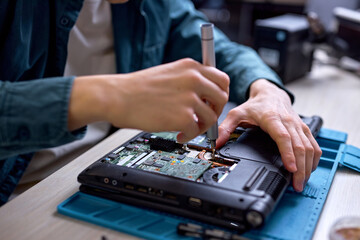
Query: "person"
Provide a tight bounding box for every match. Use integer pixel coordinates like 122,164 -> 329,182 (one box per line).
0,0 -> 321,205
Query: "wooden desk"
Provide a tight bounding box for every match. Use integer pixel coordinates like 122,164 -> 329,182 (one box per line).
0,64 -> 359,240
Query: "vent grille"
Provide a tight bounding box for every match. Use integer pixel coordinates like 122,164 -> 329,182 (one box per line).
258,171 -> 287,201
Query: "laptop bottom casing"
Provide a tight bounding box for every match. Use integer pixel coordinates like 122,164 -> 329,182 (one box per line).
78,116 -> 322,232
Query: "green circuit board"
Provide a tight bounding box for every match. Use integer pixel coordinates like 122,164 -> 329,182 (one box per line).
104,133 -> 211,181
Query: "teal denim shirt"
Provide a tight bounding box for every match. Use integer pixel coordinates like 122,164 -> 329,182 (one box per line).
0,0 -> 292,205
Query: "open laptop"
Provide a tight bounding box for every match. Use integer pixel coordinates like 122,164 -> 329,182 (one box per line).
77,108 -> 322,233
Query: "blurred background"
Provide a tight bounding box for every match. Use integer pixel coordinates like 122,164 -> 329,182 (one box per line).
192,0 -> 360,83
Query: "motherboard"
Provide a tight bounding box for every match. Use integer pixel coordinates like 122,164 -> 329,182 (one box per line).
100,131 -> 240,184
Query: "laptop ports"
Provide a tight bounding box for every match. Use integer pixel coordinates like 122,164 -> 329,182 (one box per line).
124,183 -> 135,190
188,197 -> 202,208
164,193 -> 177,201
148,187 -> 164,197
137,186 -> 148,193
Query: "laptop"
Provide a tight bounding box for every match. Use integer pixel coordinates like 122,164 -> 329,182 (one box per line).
77,108 -> 322,233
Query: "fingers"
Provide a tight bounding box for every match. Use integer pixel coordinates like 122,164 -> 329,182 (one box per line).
195,100 -> 218,133
262,115 -> 321,192
192,70 -> 229,117
210,77 -> 322,193
216,101 -> 321,192
303,124 -> 322,171
178,58 -> 229,94
264,117 -> 298,173
111,58 -> 228,142
178,58 -> 229,117
298,126 -> 314,182
287,126 -> 307,192
198,64 -> 230,95
217,105 -> 261,148
177,98 -> 218,143
196,77 -> 228,117
217,115 -> 239,148
291,123 -> 323,191
176,119 -> 199,143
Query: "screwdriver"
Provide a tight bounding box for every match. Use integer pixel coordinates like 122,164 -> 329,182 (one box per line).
201,23 -> 218,159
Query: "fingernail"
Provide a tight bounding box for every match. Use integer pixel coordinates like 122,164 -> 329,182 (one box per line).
296,182 -> 303,192
176,133 -> 186,143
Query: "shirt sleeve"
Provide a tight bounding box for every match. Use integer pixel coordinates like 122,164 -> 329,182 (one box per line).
164,0 -> 294,104
0,76 -> 86,159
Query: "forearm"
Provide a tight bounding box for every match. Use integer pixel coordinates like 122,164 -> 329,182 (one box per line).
68,75 -> 121,131
249,79 -> 292,105
0,73 -> 129,159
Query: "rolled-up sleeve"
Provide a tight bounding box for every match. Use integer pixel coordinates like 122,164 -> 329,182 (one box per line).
0,76 -> 86,159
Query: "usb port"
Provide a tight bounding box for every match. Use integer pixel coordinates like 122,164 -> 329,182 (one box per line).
164,194 -> 177,201
137,187 -> 148,193
125,184 -> 135,190
148,187 -> 163,197
188,197 -> 202,207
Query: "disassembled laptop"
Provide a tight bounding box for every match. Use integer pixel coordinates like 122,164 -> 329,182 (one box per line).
78,116 -> 322,232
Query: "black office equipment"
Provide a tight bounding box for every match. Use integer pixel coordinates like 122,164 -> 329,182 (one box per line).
254,14 -> 313,83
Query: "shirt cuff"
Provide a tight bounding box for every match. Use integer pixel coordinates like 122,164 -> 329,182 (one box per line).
0,76 -> 86,158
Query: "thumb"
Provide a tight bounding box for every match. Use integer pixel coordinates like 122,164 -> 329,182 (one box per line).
216,107 -> 245,148
177,132 -> 192,143
216,124 -> 235,148
216,107 -> 257,148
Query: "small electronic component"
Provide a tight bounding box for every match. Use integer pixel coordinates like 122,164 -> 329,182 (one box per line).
149,136 -> 182,152
142,133 -> 153,140
153,163 -> 164,168
177,155 -> 186,160
143,160 -> 155,166
161,157 -> 172,162
187,135 -> 212,151
107,153 -> 118,159
193,158 -> 201,164
126,144 -> 135,150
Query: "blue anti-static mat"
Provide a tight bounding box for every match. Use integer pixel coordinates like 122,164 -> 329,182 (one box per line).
58,128 -> 360,240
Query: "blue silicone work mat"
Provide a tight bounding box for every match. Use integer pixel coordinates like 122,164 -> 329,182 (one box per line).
57,128 -> 349,240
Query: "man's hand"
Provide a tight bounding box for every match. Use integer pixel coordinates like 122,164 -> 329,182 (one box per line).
68,58 -> 229,143
216,79 -> 322,192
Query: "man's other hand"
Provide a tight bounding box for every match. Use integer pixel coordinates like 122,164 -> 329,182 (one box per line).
216,79 -> 322,192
